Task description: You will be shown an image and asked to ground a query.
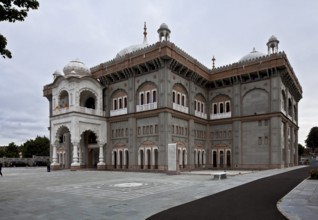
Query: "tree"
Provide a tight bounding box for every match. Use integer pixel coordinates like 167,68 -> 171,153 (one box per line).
5,142 -> 19,157
298,144 -> 305,157
21,136 -> 50,158
305,126 -> 318,151
0,0 -> 39,58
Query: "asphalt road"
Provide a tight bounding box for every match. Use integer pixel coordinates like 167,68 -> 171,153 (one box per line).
147,167 -> 311,220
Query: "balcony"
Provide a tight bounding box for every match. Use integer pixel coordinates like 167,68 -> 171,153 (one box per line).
173,103 -> 189,114
195,111 -> 207,119
110,108 -> 128,116
210,112 -> 231,120
136,102 -> 157,112
53,106 -> 105,117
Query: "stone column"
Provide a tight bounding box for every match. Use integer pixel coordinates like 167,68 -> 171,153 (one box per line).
97,144 -> 106,170
71,143 -> 80,170
51,144 -> 60,170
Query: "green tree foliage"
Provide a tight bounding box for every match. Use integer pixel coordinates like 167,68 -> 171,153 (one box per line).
298,144 -> 305,156
6,142 -> 19,157
0,0 -> 39,58
305,127 -> 318,151
21,136 -> 50,158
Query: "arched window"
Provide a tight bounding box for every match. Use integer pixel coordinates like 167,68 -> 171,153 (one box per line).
226,102 -> 230,112
177,93 -> 180,104
140,93 -> 144,105
119,98 -> 122,109
124,97 -> 127,108
213,103 -> 217,114
172,91 -> 176,103
288,98 -> 292,116
146,92 -> 150,104
194,100 -> 197,111
182,95 -> 185,106
220,103 -> 224,113
114,99 -> 118,110
282,91 -> 287,111
152,90 -> 157,102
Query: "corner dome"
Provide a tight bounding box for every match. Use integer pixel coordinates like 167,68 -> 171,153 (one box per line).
63,59 -> 91,77
239,48 -> 265,62
159,23 -> 169,30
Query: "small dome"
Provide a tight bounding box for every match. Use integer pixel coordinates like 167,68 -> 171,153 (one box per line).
159,23 -> 169,30
63,59 -> 90,77
268,35 -> 279,42
239,48 -> 265,62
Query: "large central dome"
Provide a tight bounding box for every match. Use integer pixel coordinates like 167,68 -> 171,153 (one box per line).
239,48 -> 265,62
116,22 -> 149,58
116,43 -> 148,57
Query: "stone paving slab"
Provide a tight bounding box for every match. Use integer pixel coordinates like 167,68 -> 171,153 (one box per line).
278,178 -> 318,220
0,166 -> 307,220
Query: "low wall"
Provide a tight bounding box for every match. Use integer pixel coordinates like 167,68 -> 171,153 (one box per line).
0,156 -> 49,167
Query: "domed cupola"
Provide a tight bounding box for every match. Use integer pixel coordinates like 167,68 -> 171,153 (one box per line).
63,59 -> 91,77
157,23 -> 171,42
239,48 -> 265,62
267,35 -> 279,54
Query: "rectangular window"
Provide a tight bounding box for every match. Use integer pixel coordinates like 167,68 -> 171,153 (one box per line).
172,125 -> 174,134
258,137 -> 262,145
264,136 -> 269,144
125,128 -> 128,136
150,125 -> 153,134
155,125 -> 158,134
228,130 -> 232,138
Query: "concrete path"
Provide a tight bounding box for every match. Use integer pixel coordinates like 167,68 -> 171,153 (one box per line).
0,166 -> 315,220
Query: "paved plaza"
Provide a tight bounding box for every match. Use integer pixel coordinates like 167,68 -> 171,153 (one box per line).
0,166 -> 314,220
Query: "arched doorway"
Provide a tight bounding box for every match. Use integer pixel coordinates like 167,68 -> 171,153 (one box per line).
213,151 -> 217,167
154,149 -> 159,169
81,130 -> 98,168
147,149 -> 151,169
125,150 -> 129,169
119,151 -> 123,169
220,151 -> 224,168
113,151 -> 117,169
140,149 -> 144,169
226,151 -> 231,167
182,149 -> 186,169
55,126 -> 71,169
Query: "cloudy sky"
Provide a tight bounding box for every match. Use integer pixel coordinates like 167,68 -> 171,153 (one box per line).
0,0 -> 317,146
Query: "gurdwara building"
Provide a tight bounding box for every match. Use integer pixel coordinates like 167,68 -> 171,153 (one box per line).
43,23 -> 302,171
